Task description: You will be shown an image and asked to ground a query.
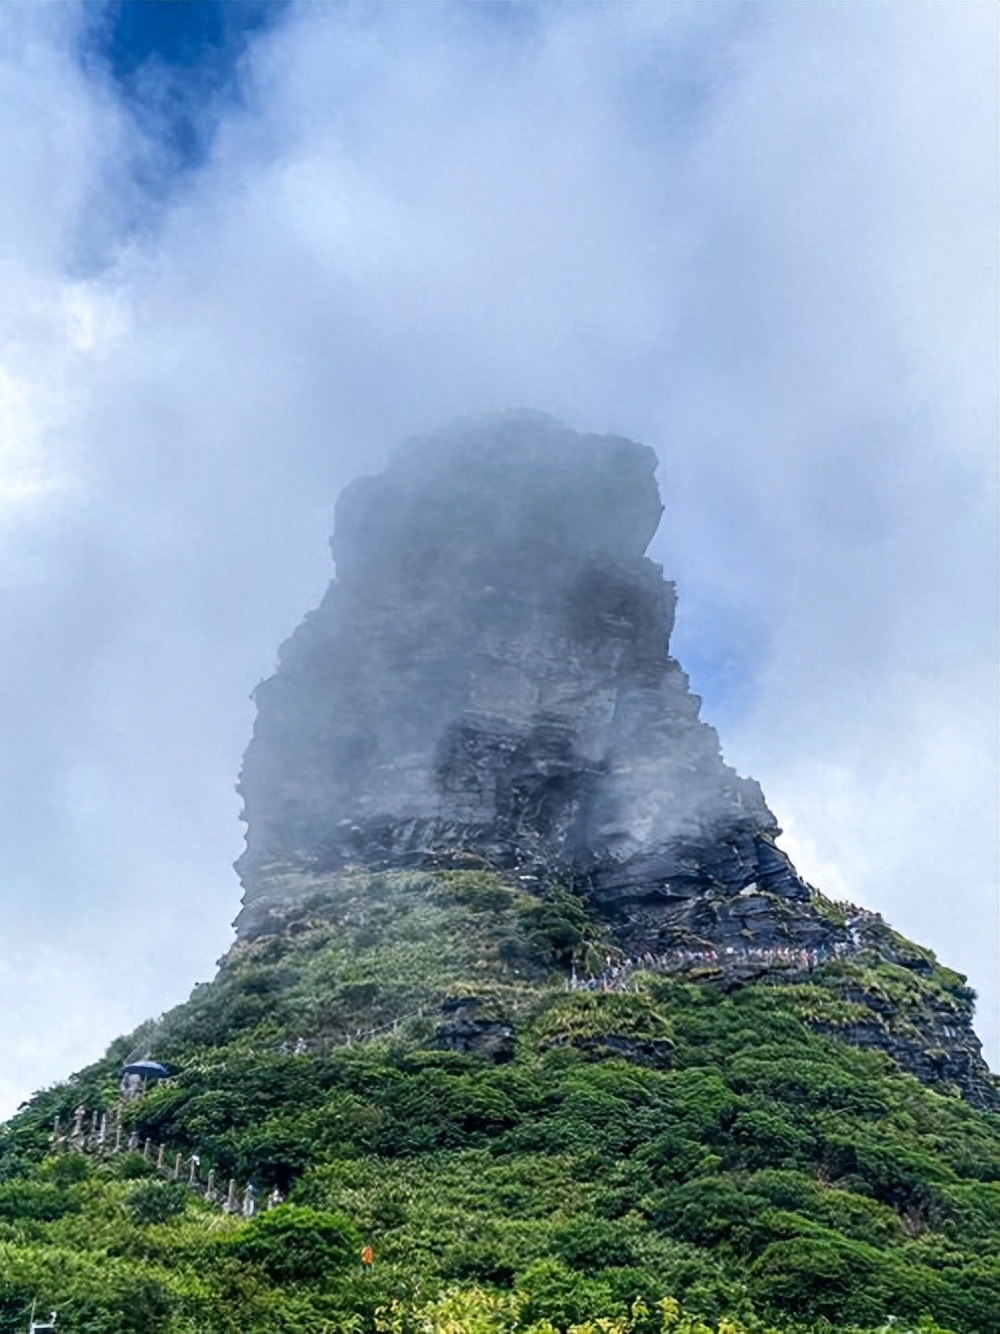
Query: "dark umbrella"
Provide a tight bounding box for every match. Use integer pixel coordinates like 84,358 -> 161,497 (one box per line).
121,1060 -> 170,1079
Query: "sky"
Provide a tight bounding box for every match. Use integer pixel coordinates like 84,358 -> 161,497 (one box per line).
1,0 -> 996,1117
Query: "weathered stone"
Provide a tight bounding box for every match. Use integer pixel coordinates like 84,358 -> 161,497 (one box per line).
235,412 -> 807,938
571,1034 -> 675,1068
433,997 -> 516,1063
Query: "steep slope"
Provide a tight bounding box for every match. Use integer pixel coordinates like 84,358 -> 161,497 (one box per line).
235,413 -> 992,1109
2,870 -> 998,1333
2,415 -> 996,1334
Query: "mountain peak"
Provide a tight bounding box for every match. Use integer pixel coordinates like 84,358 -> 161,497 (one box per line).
236,414 -> 806,946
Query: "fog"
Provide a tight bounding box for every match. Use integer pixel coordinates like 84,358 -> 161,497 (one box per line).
1,1 -> 996,1116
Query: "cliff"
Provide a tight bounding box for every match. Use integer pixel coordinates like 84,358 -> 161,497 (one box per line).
233,413 -> 992,1108
237,413 -> 807,940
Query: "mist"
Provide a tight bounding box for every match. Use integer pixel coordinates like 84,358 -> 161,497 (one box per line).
1,0 -> 996,1117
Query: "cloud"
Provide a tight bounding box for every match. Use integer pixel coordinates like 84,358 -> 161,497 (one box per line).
1,0 -> 996,1114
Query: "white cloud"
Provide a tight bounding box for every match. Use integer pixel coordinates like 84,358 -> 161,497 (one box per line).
1,0 -> 996,1115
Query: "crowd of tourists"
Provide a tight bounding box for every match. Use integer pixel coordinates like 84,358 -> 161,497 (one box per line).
569,933 -> 867,993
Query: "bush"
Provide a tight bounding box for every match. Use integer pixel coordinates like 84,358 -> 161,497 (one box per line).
517,892 -> 591,967
638,1131 -> 720,1185
0,1243 -> 174,1334
552,1216 -> 635,1270
115,1152 -> 156,1180
43,1154 -> 90,1187
728,1108 -> 813,1168
749,1236 -> 878,1321
0,1180 -> 81,1222
654,1178 -> 756,1248
123,1181 -> 188,1225
229,1204 -> 360,1282
515,1257 -> 618,1329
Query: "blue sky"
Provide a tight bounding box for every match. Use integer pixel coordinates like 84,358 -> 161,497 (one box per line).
1,1 -> 997,1114
88,1 -> 286,168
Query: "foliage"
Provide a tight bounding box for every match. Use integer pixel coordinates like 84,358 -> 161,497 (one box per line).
0,869 -> 996,1333
229,1204 -> 360,1281
123,1180 -> 189,1224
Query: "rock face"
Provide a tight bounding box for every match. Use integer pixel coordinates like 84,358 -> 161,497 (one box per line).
234,412 -> 996,1110
236,413 -> 809,943
433,998 -> 516,1064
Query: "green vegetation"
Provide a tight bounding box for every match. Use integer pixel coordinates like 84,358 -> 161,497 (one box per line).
1,871 -> 997,1333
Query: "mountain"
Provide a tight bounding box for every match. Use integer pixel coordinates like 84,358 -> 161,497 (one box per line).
1,415 -> 997,1334
238,412 -> 806,937
236,412 -> 992,1108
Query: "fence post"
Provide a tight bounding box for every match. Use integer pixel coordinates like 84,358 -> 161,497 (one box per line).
226,1179 -> 238,1213
205,1169 -> 216,1202
188,1157 -> 198,1186
173,1152 -> 182,1181
144,1138 -> 153,1160
157,1144 -> 166,1170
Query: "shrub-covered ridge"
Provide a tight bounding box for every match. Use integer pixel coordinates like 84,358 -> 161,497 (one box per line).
2,870 -> 997,1334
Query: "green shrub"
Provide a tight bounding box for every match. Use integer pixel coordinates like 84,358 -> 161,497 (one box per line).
552,1216 -> 636,1269
0,1243 -> 174,1334
517,891 -> 592,967
515,1257 -> 618,1328
654,1178 -> 756,1248
229,1204 -> 360,1282
637,1130 -> 719,1184
123,1181 -> 188,1225
0,1180 -> 81,1222
749,1236 -> 879,1321
114,1152 -> 156,1180
43,1154 -> 90,1187
728,1107 -> 814,1168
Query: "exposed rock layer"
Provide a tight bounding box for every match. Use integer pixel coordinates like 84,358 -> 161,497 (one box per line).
237,413 -> 807,943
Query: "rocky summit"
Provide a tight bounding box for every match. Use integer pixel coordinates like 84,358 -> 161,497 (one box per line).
233,412 -> 993,1109
237,413 -> 808,944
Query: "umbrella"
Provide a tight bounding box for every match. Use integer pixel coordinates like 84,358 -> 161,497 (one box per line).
121,1060 -> 170,1079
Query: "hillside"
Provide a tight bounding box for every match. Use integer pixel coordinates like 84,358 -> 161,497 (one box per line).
2,867 -> 998,1334
2,417 -> 996,1334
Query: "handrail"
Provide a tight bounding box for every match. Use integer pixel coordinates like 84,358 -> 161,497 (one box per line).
54,934 -> 872,1213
